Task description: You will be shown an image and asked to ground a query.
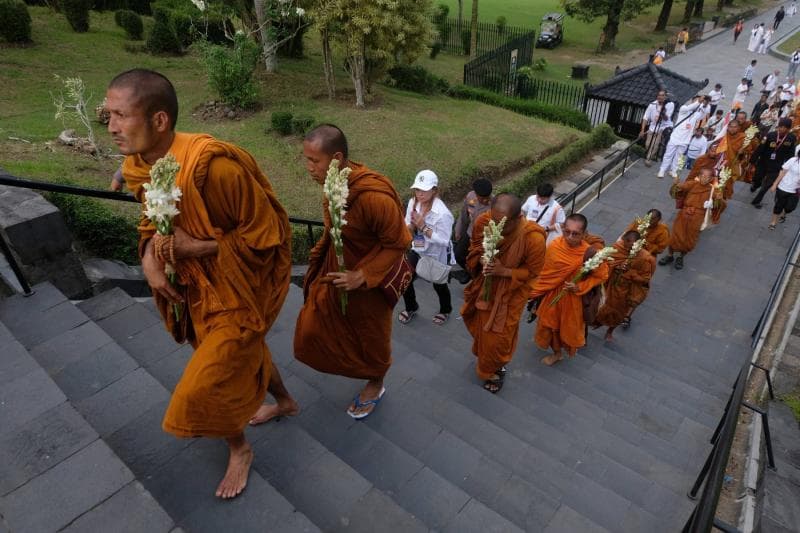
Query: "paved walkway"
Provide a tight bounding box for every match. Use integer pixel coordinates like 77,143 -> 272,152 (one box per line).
665,4 -> 800,111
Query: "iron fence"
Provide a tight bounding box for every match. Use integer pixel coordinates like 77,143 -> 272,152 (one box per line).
463,31 -> 535,97
517,77 -> 586,109
431,17 -> 534,56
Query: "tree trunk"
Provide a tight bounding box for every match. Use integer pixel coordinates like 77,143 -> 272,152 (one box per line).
598,0 -> 624,52
683,0 -> 696,23
347,39 -> 366,108
655,0 -> 673,31
254,0 -> 278,73
470,0 -> 478,59
717,0 -> 724,10
457,0 -> 463,28
693,0 -> 704,17
321,27 -> 335,99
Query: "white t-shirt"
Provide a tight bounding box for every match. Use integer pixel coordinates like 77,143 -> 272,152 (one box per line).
778,158 -> 800,193
670,102 -> 704,145
405,197 -> 454,264
687,135 -> 709,159
733,83 -> 749,103
521,195 -> 565,245
765,74 -> 778,92
643,101 -> 675,132
708,89 -> 725,105
780,83 -> 796,102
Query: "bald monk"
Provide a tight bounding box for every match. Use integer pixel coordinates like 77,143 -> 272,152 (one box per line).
659,168 -> 717,270
624,209 -> 670,259
531,214 -> 610,366
593,230 -> 655,339
107,69 -> 295,499
293,124 -> 411,419
461,193 -> 546,393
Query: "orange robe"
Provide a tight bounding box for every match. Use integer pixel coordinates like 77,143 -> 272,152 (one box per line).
594,243 -> 655,327
294,163 -> 411,380
669,179 -> 714,254
122,132 -> 291,438
461,214 -> 546,380
625,220 -> 670,256
531,237 -> 609,356
583,233 -> 605,251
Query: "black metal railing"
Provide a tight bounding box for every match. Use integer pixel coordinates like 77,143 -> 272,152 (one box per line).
463,31 -> 535,97
431,16 -> 534,56
517,77 -> 587,109
0,172 -> 323,296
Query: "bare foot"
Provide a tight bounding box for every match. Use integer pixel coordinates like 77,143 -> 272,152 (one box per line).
216,443 -> 253,499
540,353 -> 563,366
249,399 -> 300,426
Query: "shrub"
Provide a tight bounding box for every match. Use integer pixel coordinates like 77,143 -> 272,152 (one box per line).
93,0 -> 128,11
387,64 -> 449,95
46,190 -> 139,265
461,29 -> 471,55
62,0 -> 92,32
114,9 -> 143,39
501,124 -> 617,198
291,115 -> 314,135
429,42 -> 442,59
271,111 -> 293,135
199,31 -> 260,108
126,0 -> 149,15
432,3 -> 450,43
147,6 -> 182,54
447,84 -> 592,131
0,0 -> 32,43
496,15 -> 507,33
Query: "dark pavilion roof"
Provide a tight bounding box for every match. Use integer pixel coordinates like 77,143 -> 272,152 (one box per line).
586,62 -> 708,106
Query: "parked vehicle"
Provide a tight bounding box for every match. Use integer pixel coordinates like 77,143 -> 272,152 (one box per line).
537,13 -> 564,49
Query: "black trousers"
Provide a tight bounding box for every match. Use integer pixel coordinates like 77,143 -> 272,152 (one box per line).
403,251 -> 452,314
752,171 -> 779,205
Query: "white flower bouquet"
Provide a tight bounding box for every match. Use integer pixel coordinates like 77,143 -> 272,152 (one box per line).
550,246 -> 615,307
323,159 -> 352,314
143,153 -> 183,320
481,216 -> 506,301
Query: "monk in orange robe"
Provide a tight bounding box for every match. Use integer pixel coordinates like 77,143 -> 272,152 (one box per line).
108,69 -> 294,499
293,125 -> 411,419
659,168 -> 717,270
531,214 -> 609,366
583,232 -> 605,250
593,231 -> 655,340
624,209 -> 670,258
461,194 -> 546,393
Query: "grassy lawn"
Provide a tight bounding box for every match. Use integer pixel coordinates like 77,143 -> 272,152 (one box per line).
0,7 -> 584,221
777,27 -> 800,53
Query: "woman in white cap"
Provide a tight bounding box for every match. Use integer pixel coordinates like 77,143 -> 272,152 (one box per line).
399,169 -> 454,325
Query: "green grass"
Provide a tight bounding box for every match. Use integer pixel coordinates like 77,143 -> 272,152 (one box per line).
781,391 -> 800,422
777,28 -> 800,54
0,7 -> 584,221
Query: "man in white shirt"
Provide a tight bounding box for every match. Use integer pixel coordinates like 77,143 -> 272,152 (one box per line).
707,84 -> 725,115
744,59 -> 757,88
779,79 -> 796,111
658,97 -> 704,178
763,69 -> 780,97
732,78 -> 750,110
769,145 -> 800,228
685,128 -> 709,168
521,183 -> 565,246
640,90 -> 675,166
789,49 -> 800,78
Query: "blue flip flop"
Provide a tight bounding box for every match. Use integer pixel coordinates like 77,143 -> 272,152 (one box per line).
347,387 -> 386,420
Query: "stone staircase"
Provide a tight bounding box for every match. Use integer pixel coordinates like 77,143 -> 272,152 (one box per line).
0,279 -> 730,532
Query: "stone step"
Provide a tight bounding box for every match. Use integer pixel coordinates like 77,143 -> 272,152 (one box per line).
0,283 -> 318,533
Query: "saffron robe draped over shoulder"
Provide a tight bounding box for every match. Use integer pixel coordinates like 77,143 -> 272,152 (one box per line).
594,243 -> 655,327
625,220 -> 670,256
294,162 -> 410,380
669,179 -> 714,254
530,237 -> 609,355
461,214 -> 546,380
122,132 -> 292,438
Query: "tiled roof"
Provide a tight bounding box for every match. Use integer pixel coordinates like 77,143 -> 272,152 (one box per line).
586,63 -> 708,106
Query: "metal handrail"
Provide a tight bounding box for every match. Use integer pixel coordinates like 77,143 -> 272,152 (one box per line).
0,172 -> 324,296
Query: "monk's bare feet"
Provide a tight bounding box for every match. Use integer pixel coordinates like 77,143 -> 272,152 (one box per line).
216,440 -> 253,500
347,379 -> 385,419
249,398 -> 300,426
605,328 -> 614,342
541,353 -> 563,366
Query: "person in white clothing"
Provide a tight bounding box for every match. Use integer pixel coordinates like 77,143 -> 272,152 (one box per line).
708,109 -> 726,136
640,90 -> 675,166
748,24 -> 763,53
779,79 -> 797,111
399,170 -> 454,325
658,97 -> 705,178
764,69 -> 780,97
744,59 -> 758,88
521,183 -> 566,246
788,49 -> 800,78
758,28 -> 773,54
685,128 -> 709,169
708,83 -> 725,115
732,78 -> 750,110
789,1 -> 798,17
769,145 -> 800,228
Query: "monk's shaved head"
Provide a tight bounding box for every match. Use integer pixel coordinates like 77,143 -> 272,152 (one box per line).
566,213 -> 588,232
109,69 -> 178,130
648,208 -> 662,222
491,192 -> 522,218
305,124 -> 349,159
622,230 -> 640,243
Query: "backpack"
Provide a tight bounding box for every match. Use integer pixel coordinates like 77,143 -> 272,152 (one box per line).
762,74 -> 770,85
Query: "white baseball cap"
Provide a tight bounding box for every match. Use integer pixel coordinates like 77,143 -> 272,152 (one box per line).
410,169 -> 438,191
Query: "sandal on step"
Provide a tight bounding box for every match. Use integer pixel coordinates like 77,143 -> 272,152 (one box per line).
398,310 -> 417,324
769,224 -> 776,230
780,215 -> 787,223
483,369 -> 506,394
621,316 -> 631,329
432,313 -> 449,325
347,387 -> 386,420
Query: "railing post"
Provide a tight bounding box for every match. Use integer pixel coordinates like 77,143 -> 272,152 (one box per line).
687,444 -> 715,500
750,362 -> 775,399
742,402 -> 777,470
597,167 -> 605,199
0,231 -> 34,296
306,223 -> 315,250
622,146 -> 630,179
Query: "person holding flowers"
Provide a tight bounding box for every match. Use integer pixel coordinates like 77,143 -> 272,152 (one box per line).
461,194 -> 546,393
107,69 -> 294,500
531,214 -> 610,366
624,209 -> 670,260
293,124 -> 411,420
593,231 -> 656,340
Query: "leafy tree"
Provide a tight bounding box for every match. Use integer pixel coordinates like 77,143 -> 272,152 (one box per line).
562,0 -> 658,52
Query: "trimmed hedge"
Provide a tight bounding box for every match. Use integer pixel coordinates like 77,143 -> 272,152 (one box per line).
147,5 -> 182,54
447,84 -> 592,132
62,0 -> 92,32
0,0 -> 32,43
387,65 -> 449,95
271,111 -> 293,135
500,123 -> 617,198
114,9 -> 143,39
